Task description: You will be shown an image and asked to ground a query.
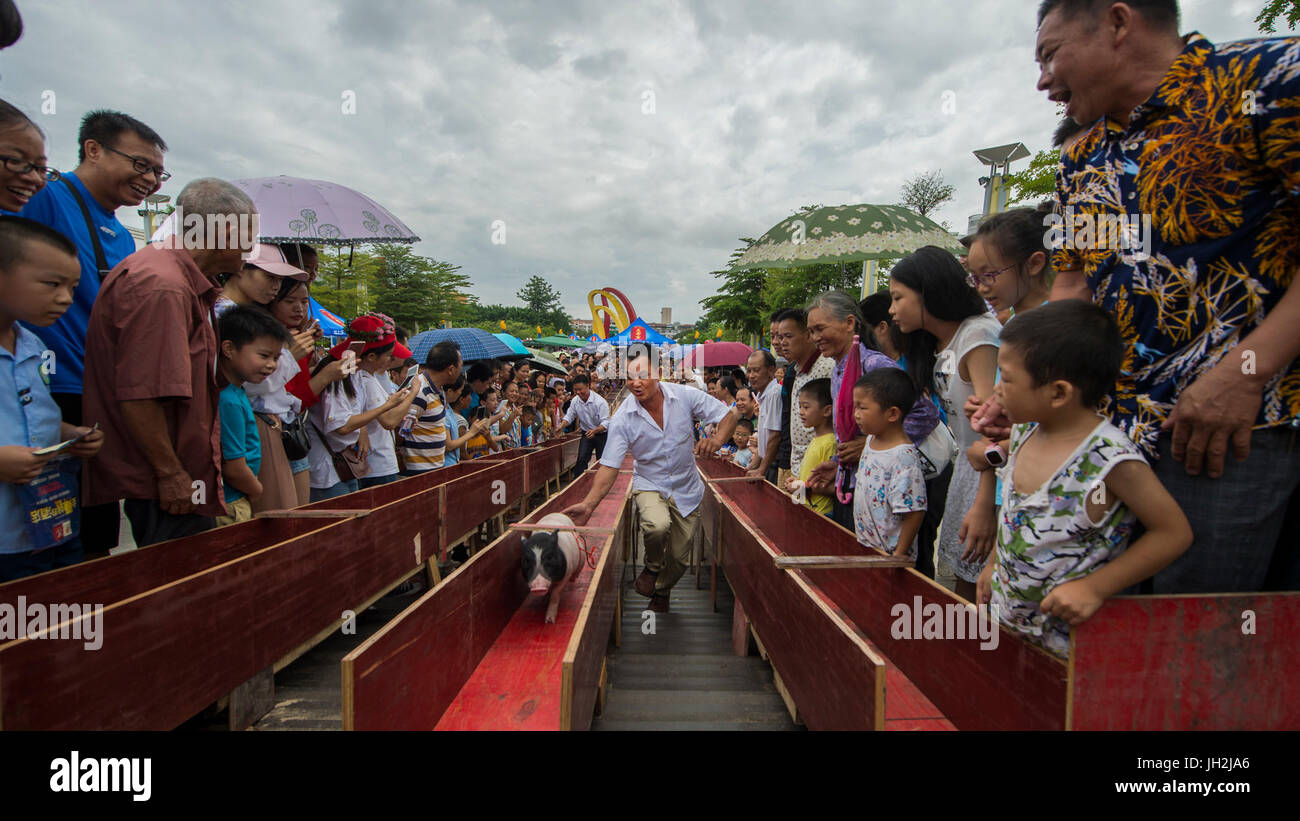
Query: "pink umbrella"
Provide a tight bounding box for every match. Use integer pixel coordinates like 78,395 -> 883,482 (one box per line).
685,342 -> 753,368
231,176 -> 420,245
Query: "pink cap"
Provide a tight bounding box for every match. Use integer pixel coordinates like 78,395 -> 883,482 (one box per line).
244,243 -> 311,280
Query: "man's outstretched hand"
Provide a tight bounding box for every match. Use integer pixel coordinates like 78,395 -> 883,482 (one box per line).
562,501 -> 593,526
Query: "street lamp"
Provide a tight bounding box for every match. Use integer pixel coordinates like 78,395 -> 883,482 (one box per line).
972,142 -> 1030,218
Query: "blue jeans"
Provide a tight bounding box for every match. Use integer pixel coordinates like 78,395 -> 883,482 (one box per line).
310,479 -> 359,502
1150,426 -> 1300,594
0,536 -> 84,583
359,473 -> 398,489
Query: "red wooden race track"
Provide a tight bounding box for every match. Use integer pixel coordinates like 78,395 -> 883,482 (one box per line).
343,460 -> 633,730
0,436 -> 581,730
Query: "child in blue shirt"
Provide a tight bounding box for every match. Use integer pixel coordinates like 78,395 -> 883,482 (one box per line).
215,305 -> 290,526
0,217 -> 104,581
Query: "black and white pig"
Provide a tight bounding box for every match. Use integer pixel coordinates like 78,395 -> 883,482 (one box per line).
520,513 -> 583,624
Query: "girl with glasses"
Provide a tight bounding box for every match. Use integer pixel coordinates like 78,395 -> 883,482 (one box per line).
0,100 -> 54,214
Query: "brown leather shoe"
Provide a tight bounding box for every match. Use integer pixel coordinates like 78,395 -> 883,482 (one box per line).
647,593 -> 670,613
634,568 -> 658,598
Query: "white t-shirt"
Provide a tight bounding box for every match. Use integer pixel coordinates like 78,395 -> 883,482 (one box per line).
306,374 -> 364,488
244,347 -> 303,421
358,369 -> 399,478
754,379 -> 783,466
852,438 -> 928,555
935,313 -> 1002,452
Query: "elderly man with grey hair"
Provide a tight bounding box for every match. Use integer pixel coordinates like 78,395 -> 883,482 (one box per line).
83,178 -> 257,546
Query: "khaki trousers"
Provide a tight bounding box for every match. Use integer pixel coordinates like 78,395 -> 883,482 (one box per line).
635,490 -> 700,595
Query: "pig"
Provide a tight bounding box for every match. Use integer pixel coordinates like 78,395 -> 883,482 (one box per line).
520,513 -> 583,624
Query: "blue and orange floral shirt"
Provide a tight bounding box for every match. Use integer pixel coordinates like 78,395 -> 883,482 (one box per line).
1053,33 -> 1300,460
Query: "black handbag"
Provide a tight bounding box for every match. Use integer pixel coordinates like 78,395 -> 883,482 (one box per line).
255,412 -> 311,461
279,415 -> 311,461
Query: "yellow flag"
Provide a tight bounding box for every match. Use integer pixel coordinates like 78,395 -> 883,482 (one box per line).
536,325 -> 542,334
694,330 -> 700,339
715,328 -> 723,338
499,320 -> 507,330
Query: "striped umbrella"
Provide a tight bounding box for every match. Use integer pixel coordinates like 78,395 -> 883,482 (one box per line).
407,328 -> 522,364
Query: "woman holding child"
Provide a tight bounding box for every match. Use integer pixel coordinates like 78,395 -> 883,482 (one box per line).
804,290 -> 939,532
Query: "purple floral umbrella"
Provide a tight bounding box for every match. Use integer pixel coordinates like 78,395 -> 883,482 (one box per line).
231,176 -> 420,245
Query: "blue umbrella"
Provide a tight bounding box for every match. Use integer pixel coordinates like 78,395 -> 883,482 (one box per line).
407,327 -> 522,364
493,332 -> 530,356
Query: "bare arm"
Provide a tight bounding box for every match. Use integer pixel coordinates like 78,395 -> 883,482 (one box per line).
222,457 -> 262,500
895,510 -> 927,561
561,464 -> 621,525
1041,459 -> 1192,625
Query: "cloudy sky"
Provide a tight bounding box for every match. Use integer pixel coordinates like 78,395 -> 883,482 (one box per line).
2,0 -> 1268,322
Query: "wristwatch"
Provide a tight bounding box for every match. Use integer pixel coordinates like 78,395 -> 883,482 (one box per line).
984,443 -> 1008,468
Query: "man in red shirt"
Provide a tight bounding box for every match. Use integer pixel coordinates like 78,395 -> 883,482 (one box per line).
83,177 -> 257,546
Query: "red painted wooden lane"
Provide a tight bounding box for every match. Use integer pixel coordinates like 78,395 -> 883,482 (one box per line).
698,457 -> 1067,731
343,460 -> 628,731
0,515 -> 376,729
560,493 -> 628,730
710,481 -> 885,730
435,472 -> 630,730
1069,593 -> 1300,730
0,516 -> 326,614
0,459 -> 504,616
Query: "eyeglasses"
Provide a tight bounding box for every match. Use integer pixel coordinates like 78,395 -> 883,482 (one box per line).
101,144 -> 171,182
0,155 -> 60,181
966,263 -> 1017,288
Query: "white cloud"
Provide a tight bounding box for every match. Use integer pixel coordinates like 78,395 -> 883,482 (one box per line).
3,0 -> 1268,322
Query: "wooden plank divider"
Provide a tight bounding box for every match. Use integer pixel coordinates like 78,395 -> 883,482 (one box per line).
774,555 -> 914,569
507,524 -> 618,535
255,509 -> 371,519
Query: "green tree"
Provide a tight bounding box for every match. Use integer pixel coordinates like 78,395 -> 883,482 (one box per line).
1258,0 -> 1300,32
516,275 -> 564,314
369,243 -> 475,332
698,239 -> 767,343
898,170 -> 955,218
312,247 -> 383,320
1004,148 -> 1060,205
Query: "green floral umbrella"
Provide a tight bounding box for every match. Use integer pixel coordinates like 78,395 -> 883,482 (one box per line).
524,347 -> 567,376
730,203 -> 963,271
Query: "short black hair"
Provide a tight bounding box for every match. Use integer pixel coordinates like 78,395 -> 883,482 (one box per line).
394,325 -> 409,344
0,98 -> 40,138
736,418 -> 754,433
0,0 -> 22,50
1053,116 -> 1089,148
749,349 -> 776,370
773,307 -> 808,329
466,361 -> 493,383
78,109 -> 168,164
0,215 -> 77,269
730,367 -> 746,385
798,377 -> 832,408
999,300 -> 1122,407
1037,0 -> 1179,31
218,304 -> 291,349
853,367 -> 917,416
426,340 -> 461,371
572,374 -> 591,387
768,308 -> 785,324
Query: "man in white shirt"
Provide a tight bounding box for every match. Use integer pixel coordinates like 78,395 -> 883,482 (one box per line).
745,350 -> 783,483
563,373 -> 610,477
563,347 -> 741,612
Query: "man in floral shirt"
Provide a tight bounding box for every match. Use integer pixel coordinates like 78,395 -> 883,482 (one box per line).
1035,0 -> 1300,592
